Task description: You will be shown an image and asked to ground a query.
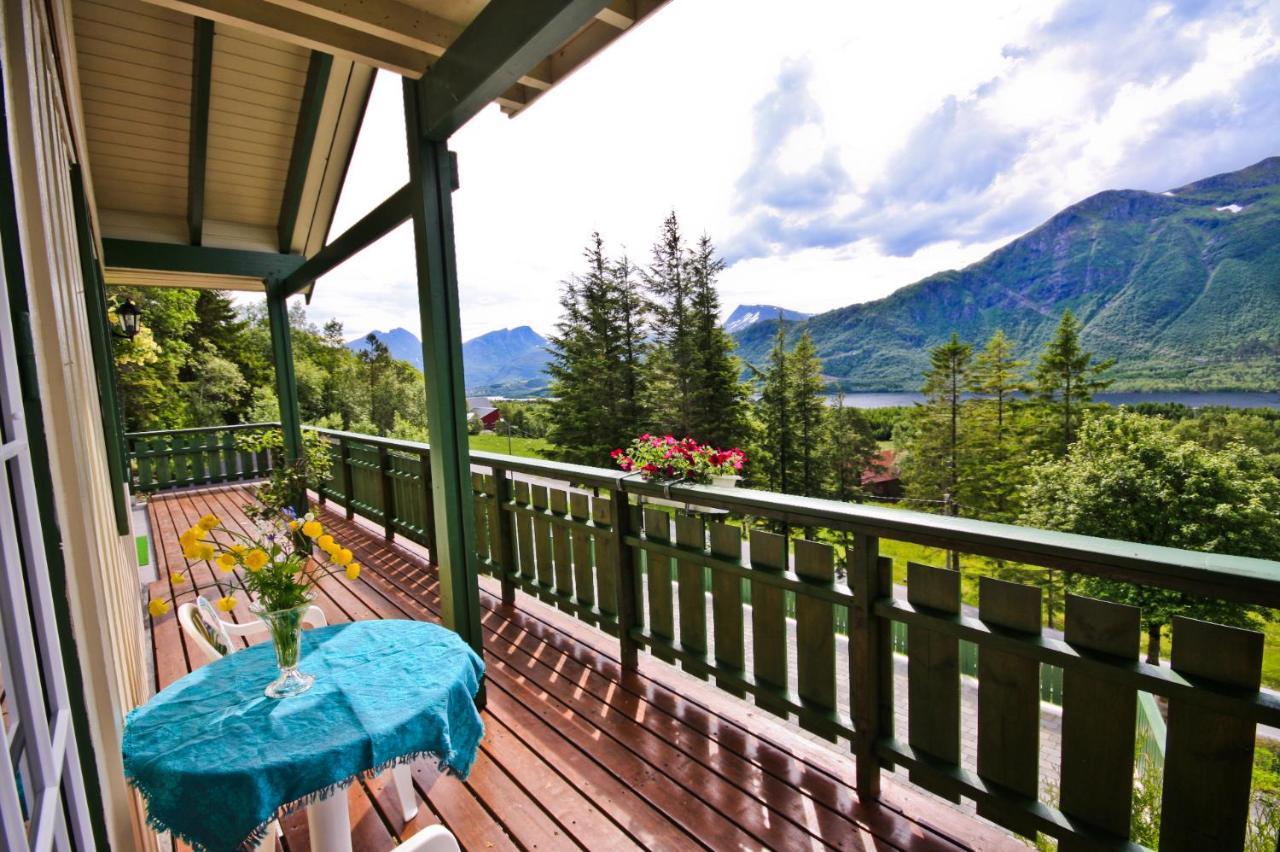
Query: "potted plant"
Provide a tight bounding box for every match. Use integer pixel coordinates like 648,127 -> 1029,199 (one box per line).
147,507 -> 360,698
611,435 -> 746,486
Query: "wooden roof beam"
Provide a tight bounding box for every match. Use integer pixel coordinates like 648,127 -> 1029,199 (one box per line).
137,0 -> 432,77
414,0 -> 615,142
263,0 -> 557,92
187,19 -> 213,246
103,239 -> 305,283
278,51 -> 333,253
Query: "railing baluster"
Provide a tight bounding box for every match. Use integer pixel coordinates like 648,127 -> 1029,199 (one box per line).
377,444 -> 395,541
795,538 -> 836,736
1059,594 -> 1139,850
420,450 -> 437,559
709,522 -> 744,696
748,528 -> 787,716
675,514 -> 707,677
489,466 -> 517,605
642,507 -> 674,663
976,577 -> 1042,835
1159,616 -> 1263,851
550,488 -> 573,612
607,484 -> 639,669
531,484 -> 553,590
906,561 -> 961,801
340,437 -> 353,520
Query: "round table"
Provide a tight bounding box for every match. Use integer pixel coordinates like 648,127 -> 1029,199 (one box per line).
123,619 -> 485,852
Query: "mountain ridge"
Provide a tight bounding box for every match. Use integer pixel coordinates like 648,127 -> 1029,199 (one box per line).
731,156 -> 1280,392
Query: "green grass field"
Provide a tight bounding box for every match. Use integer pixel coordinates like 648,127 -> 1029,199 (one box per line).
468,433 -> 553,459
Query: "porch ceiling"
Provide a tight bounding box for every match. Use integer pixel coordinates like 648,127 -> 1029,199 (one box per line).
68,0 -> 667,293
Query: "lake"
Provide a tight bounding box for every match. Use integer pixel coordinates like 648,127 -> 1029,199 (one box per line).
824,391 -> 1280,409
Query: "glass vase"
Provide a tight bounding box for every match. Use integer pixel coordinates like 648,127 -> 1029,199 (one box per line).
251,601 -> 315,699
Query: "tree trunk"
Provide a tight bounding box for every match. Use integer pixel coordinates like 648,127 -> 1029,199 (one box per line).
1146,623 -> 1162,666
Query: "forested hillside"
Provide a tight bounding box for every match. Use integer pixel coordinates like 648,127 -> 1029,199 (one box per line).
734,157 -> 1280,391
109,288 -> 428,440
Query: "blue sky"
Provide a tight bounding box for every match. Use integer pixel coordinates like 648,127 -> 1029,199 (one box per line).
301,0 -> 1280,341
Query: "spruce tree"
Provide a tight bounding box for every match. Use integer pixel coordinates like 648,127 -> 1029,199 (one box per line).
1034,310 -> 1114,456
822,394 -> 879,504
547,233 -> 649,464
643,212 -> 697,436
903,333 -> 973,512
684,234 -> 748,449
966,329 -> 1028,520
757,321 -> 792,493
788,331 -> 827,500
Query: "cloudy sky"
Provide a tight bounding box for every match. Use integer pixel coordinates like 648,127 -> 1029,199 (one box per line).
300,0 -> 1280,342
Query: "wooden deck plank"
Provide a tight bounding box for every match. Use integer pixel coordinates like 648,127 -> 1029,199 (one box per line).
141,487 -> 1006,852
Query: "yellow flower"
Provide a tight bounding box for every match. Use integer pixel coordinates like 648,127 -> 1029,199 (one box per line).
288,520 -> 300,531
302,520 -> 323,539
216,552 -> 238,573
169,571 -> 186,585
195,543 -> 216,561
179,528 -> 201,548
216,595 -> 237,612
182,543 -> 202,560
230,544 -> 247,555
345,562 -> 361,581
316,534 -> 335,552
333,548 -> 353,566
197,514 -> 221,530
148,599 -> 170,617
244,549 -> 269,572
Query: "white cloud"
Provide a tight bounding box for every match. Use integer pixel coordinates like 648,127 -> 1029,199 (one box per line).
296,0 -> 1280,343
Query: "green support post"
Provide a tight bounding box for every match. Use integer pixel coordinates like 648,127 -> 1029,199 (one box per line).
265,283 -> 306,515
402,78 -> 483,657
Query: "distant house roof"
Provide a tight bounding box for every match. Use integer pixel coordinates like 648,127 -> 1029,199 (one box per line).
466,397 -> 493,411
862,450 -> 899,486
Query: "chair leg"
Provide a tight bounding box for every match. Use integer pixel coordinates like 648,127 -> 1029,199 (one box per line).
392,763 -> 418,821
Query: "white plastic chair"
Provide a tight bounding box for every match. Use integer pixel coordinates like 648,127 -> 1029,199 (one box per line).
395,825 -> 461,852
176,598 -> 420,849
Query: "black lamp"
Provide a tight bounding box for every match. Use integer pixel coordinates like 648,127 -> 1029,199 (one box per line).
116,298 -> 141,340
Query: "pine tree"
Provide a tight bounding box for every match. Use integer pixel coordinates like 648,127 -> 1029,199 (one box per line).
903,334 -> 973,510
547,233 -> 648,464
643,212 -> 697,437
789,331 -> 827,500
757,322 -> 792,494
611,253 -> 649,440
966,329 -> 1028,520
684,234 -> 748,449
1034,310 -> 1114,456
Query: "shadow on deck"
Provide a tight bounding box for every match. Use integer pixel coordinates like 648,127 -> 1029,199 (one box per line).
143,485 -> 1020,851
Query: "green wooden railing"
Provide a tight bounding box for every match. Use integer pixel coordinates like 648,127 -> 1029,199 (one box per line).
133,423 -> 1280,850
125,423 -> 279,492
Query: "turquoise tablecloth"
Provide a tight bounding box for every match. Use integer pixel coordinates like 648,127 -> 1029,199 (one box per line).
123,619 -> 485,852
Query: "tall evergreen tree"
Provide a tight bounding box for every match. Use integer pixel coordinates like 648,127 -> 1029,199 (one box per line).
1034,310 -> 1114,456
789,331 -> 827,500
757,322 -> 792,494
966,329 -> 1028,520
643,212 -> 697,436
902,333 -> 973,512
684,234 -> 748,448
547,233 -> 648,464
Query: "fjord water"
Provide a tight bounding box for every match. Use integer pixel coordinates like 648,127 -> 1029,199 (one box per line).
825,391 -> 1280,409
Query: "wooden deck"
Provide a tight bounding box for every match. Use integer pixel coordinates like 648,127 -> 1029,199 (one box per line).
144,485 -> 1020,852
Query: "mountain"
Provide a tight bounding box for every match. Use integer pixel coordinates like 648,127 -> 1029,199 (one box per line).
723,304 -> 812,334
347,327 -> 423,369
349,325 -> 552,396
732,157 -> 1280,392
461,326 -> 552,396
